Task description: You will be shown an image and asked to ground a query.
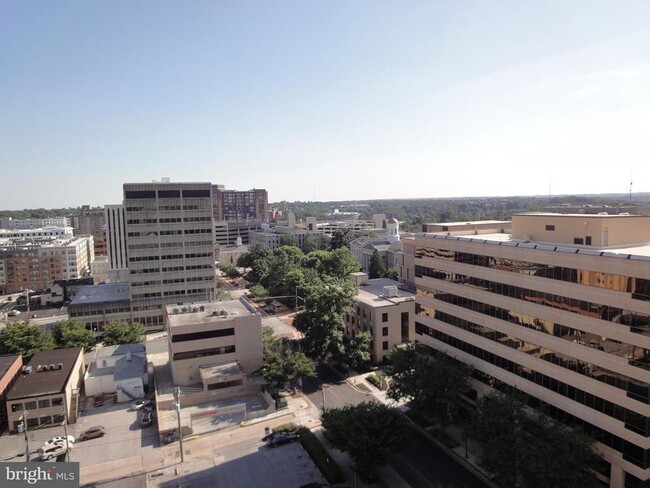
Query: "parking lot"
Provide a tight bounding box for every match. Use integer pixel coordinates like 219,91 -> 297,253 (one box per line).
0,396 -> 159,463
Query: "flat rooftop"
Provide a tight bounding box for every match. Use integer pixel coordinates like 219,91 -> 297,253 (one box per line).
69,283 -> 131,306
0,354 -> 21,379
421,232 -> 650,260
7,348 -> 82,400
165,299 -> 256,328
357,278 -> 415,307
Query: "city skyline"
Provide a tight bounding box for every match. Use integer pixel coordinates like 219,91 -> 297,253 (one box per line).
2,1 -> 650,209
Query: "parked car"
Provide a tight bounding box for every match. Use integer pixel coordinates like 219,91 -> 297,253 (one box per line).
7,310 -> 20,316
140,411 -> 153,428
38,442 -> 72,460
267,432 -> 299,447
131,399 -> 153,411
42,435 -> 75,450
93,393 -> 105,407
79,426 -> 107,441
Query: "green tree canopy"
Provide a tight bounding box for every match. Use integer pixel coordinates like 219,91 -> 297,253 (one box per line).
101,321 -> 145,346
340,331 -> 372,369
330,229 -> 355,250
322,402 -> 409,481
0,322 -> 54,360
368,249 -> 387,279
386,345 -> 470,428
470,393 -> 600,488
293,279 -> 357,359
51,319 -> 96,350
263,345 -> 316,392
237,242 -> 272,284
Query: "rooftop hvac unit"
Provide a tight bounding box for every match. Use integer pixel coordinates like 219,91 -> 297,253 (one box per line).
49,364 -> 56,371
57,363 -> 63,369
383,285 -> 398,298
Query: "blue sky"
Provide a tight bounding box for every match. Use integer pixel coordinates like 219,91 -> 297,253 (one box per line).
2,1 -> 650,209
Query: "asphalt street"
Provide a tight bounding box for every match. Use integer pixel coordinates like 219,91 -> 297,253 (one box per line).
302,363 -> 377,411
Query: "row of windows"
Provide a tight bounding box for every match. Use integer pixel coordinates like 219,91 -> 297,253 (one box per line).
11,397 -> 63,412
415,333 -> 650,469
127,229 -> 212,237
125,189 -> 211,199
418,298 -> 650,404
173,345 -> 235,361
69,306 -> 130,317
417,286 -> 650,382
171,328 -> 235,343
416,320 -> 650,431
207,379 -> 243,390
415,247 -> 650,300
415,265 -> 650,335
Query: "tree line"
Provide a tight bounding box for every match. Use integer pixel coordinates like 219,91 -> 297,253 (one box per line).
0,320 -> 145,360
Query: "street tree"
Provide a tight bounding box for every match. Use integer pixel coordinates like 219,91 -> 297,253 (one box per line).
0,322 -> 54,360
368,249 -> 387,279
51,319 -> 96,350
101,320 -> 145,345
470,393 -> 600,488
386,345 -> 470,429
293,279 -> 357,359
263,342 -> 316,392
322,401 -> 409,481
340,331 -> 372,369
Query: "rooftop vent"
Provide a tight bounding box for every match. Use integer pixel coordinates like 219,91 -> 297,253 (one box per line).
23,366 -> 33,375
49,364 -> 56,371
57,363 -> 63,370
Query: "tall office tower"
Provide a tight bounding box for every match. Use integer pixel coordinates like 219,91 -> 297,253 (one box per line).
105,204 -> 128,270
72,205 -> 106,255
212,186 -> 268,222
414,213 -> 650,488
123,182 -> 216,328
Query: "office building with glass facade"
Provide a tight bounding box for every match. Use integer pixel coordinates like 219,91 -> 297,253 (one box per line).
414,213 -> 650,488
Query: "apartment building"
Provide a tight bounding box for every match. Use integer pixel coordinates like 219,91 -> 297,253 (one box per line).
0,235 -> 94,293
0,227 -> 73,239
212,186 -> 268,223
123,182 -> 216,328
414,213 -> 650,488
0,217 -> 71,230
6,348 -> 84,432
345,274 -> 415,363
72,205 -> 106,255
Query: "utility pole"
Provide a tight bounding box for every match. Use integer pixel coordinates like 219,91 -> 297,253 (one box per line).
20,411 -> 29,461
63,394 -> 71,462
174,387 -> 184,463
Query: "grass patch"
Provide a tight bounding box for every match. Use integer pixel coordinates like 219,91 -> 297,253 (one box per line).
298,427 -> 345,484
366,373 -> 381,388
272,422 -> 298,434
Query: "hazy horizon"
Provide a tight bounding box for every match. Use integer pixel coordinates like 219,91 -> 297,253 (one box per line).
2,2 -> 650,208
